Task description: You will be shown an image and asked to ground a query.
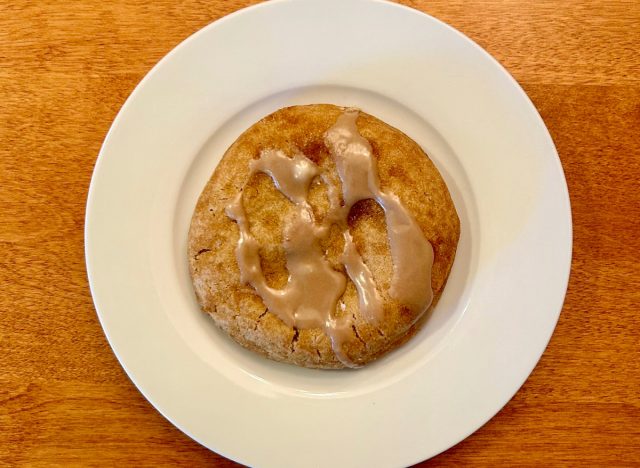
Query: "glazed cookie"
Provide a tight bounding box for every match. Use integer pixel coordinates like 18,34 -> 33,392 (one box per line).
189,104 -> 459,368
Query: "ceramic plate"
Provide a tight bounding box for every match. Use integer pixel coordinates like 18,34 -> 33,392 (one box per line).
85,1 -> 572,466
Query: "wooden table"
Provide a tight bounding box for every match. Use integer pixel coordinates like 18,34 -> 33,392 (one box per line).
2,1 -> 638,465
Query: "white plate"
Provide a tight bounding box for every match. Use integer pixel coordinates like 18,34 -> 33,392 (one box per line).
85,0 -> 572,466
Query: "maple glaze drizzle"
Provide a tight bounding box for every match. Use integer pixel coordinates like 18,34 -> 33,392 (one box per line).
226,109 -> 434,367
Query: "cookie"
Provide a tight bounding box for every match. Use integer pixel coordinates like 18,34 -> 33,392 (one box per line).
189,104 -> 460,368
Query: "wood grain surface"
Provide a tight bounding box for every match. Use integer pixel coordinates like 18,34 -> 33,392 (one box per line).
1,0 -> 639,466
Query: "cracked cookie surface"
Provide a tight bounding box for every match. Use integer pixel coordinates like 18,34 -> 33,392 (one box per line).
188,104 -> 460,368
